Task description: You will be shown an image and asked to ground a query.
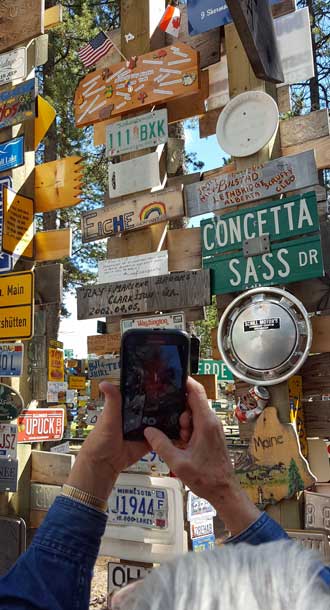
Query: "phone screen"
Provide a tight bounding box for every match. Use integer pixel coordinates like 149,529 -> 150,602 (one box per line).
121,332 -> 189,440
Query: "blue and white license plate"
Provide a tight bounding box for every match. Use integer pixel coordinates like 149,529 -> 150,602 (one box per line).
0,343 -> 23,376
108,485 -> 168,529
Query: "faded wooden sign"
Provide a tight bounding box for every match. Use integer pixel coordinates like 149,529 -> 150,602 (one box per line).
98,251 -> 168,284
275,8 -> 314,87
0,0 -> 44,54
0,47 -> 27,86
121,312 -> 186,334
109,149 -> 165,199
87,334 -> 121,355
74,43 -> 200,128
0,79 -> 36,130
185,151 -> 318,217
34,156 -> 83,213
106,109 -> 168,157
87,357 -> 120,380
3,188 -> 34,259
77,270 -> 211,320
81,185 -> 184,244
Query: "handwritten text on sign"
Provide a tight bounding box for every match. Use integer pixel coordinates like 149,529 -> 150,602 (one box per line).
0,79 -> 36,130
0,47 -> 26,86
77,270 -> 211,320
98,251 -> 168,284
87,357 -> 120,380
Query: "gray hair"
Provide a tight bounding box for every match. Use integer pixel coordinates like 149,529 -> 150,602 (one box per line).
124,541 -> 330,610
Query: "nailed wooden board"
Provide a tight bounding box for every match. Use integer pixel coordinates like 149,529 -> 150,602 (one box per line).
98,251 -> 168,284
108,148 -> 166,198
0,0 -> 44,54
34,263 -> 63,305
87,334 -> 121,355
167,228 -> 201,272
226,0 -> 284,84
280,111 -> 330,149
31,450 -> 75,486
34,228 -> 72,261
34,157 -> 83,213
272,0 -> 296,18
44,4 -> 62,30
282,135 -> 330,171
191,374 -> 218,400
81,185 -> 184,244
303,402 -> 330,439
76,270 -> 211,320
185,151 -> 318,217
74,43 -> 200,128
301,354 -> 330,397
107,223 -> 167,258
311,316 -> 330,353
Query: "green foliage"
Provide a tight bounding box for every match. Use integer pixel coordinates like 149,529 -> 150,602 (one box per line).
194,297 -> 218,358
288,458 -> 305,497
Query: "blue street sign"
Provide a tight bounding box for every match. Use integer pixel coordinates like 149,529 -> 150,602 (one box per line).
0,136 -> 24,173
192,534 -> 216,552
187,0 -> 284,35
0,344 -> 24,377
0,177 -> 13,273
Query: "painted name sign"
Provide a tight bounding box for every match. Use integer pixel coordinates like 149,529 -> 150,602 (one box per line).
0,79 -> 36,130
77,270 -> 211,320
185,151 -> 318,217
106,108 -> 168,157
98,251 -> 168,284
198,359 -> 234,382
87,357 -> 120,379
121,312 -> 185,334
81,186 -> 184,244
0,47 -> 26,86
0,136 -> 24,172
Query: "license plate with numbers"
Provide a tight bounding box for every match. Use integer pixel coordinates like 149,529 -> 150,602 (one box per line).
108,485 -> 168,529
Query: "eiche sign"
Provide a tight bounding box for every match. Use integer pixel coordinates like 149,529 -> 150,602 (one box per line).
18,409 -> 64,443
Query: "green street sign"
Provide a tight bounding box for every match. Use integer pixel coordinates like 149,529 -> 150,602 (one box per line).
204,234 -> 324,294
201,191 -> 319,258
198,359 -> 234,382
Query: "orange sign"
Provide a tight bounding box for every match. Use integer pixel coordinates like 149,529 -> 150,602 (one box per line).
68,376 -> 86,391
48,348 -> 64,382
34,156 -> 83,213
18,409 -> 64,443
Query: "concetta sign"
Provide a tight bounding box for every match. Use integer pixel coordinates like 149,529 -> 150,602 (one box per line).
17,409 -> 64,443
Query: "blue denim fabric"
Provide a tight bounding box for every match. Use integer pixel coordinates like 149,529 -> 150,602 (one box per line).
0,499 -> 329,610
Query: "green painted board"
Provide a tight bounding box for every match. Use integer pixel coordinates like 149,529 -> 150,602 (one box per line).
198,359 -> 234,382
204,235 -> 324,294
201,191 -> 319,258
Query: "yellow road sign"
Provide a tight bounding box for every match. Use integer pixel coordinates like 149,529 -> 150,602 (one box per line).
0,271 -> 34,341
3,188 -> 34,259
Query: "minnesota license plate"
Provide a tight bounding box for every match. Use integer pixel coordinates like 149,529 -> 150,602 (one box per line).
108,485 -> 168,529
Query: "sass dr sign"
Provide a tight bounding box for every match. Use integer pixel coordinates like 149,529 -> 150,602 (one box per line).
106,109 -> 168,157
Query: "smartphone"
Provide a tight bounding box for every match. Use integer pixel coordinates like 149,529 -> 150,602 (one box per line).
120,329 -> 190,441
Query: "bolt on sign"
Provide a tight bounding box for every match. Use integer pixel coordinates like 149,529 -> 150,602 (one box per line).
77,270 -> 211,321
0,423 -> 17,458
0,47 -> 27,86
0,343 -> 24,377
0,0 -> 44,54
0,271 -> 34,340
185,151 -> 318,218
198,359 -> 234,382
106,108 -> 168,157
17,409 -> 65,443
0,136 -> 24,173
48,348 -> 64,383
202,191 -> 324,294
0,79 -> 36,130
3,187 -> 34,259
121,312 -> 186,334
74,43 -> 200,128
81,185 -> 184,244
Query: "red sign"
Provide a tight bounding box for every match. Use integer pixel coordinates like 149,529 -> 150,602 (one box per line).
17,409 -> 64,443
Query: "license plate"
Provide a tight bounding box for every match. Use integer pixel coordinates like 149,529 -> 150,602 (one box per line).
0,423 -> 17,458
190,518 -> 214,539
108,485 -> 168,529
187,491 -> 216,521
127,451 -> 170,475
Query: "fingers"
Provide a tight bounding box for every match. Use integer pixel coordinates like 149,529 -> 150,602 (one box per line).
98,382 -> 122,427
179,409 -> 192,443
144,427 -> 182,467
186,377 -> 213,424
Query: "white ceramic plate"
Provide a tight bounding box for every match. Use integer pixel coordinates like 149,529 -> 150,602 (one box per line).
216,91 -> 279,157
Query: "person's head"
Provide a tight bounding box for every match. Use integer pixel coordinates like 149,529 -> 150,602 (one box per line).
111,540 -> 330,610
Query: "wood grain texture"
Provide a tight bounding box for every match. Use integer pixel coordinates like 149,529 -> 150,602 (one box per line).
87,334 -> 121,355
77,270 -> 211,320
303,402 -> 330,438
301,354 -> 330,397
191,374 -> 218,400
34,157 -> 83,213
31,451 -> 74,486
34,263 -> 63,305
271,0 -> 296,18
44,4 -> 62,29
311,316 -> 330,353
34,228 -> 72,261
280,110 -> 330,149
107,223 -> 167,258
199,108 -> 222,140
0,0 -> 44,54
167,228 -> 201,272
282,136 -> 330,171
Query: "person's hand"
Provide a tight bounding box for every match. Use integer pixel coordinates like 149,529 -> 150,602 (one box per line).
67,382 -> 150,501
144,377 -> 261,535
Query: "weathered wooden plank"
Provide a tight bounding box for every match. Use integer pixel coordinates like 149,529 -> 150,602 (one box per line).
272,0 -> 296,18
199,108 -> 222,140
34,157 -> 83,213
0,0 -> 44,54
280,110 -> 330,149
34,263 -> 63,304
303,402 -> 330,438
81,186 -> 184,244
185,151 -> 318,217
31,451 -> 75,486
191,374 -> 218,400
44,4 -> 63,30
107,223 -> 168,259
167,228 -> 201,272
282,136 -> 330,171
76,270 -> 211,321
311,316 -> 330,353
206,56 -> 230,112
87,334 -> 121,355
226,0 -> 284,84
288,278 -> 330,314
74,43 -> 200,128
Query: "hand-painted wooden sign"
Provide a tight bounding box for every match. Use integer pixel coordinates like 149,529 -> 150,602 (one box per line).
109,148 -> 165,198
18,409 -> 64,443
74,43 -> 200,128
226,0 -> 284,84
34,157 -> 83,213
121,312 -> 186,334
81,185 -> 184,244
77,270 -> 211,321
87,333 -> 121,355
185,151 -> 318,217
0,271 -> 34,341
106,108 -> 168,157
3,187 -> 34,259
0,136 -> 24,173
274,8 -> 314,87
198,359 -> 234,382
87,357 -> 120,380
235,407 -> 315,507
98,251 -> 168,284
0,0 -> 44,54
0,79 -> 36,130
0,47 -> 26,86
0,384 -> 23,422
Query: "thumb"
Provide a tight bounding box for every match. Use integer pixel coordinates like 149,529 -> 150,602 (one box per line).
98,382 -> 122,427
144,427 -> 179,467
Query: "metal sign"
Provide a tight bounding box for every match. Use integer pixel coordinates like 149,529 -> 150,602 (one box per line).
187,491 -> 216,521
0,384 -> 23,422
0,79 -> 36,130
30,483 -> 62,511
0,47 -> 27,86
0,423 -> 17,458
108,563 -> 152,594
0,271 -> 34,340
87,357 -> 120,380
17,409 -> 64,443
0,136 -> 24,172
3,188 -> 34,259
0,176 -> 13,273
275,8 -> 314,87
190,518 -> 214,539
0,343 -> 24,377
192,534 -> 215,552
50,441 -> 70,454
121,312 -> 185,334
68,376 -> 86,390
108,484 -> 168,529
0,457 -> 18,492
126,452 -> 170,475
198,359 -> 234,382
109,149 -> 165,199
48,348 -> 64,382
106,109 -> 168,157
98,251 -> 168,284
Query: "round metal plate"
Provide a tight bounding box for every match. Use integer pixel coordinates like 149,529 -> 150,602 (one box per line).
216,91 -> 279,157
218,287 -> 312,386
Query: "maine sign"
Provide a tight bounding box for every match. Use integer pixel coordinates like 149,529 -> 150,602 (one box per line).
202,191 -> 324,294
106,109 -> 168,157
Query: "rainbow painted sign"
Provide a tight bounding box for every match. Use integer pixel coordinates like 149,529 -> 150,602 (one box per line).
0,79 -> 36,130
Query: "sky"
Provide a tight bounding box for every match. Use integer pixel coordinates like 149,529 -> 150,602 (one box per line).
58,125 -> 226,357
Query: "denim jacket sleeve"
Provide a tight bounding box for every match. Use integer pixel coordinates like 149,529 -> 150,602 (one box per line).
0,496 -> 107,610
226,511 -> 330,588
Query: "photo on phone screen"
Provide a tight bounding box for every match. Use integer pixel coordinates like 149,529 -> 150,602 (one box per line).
121,330 -> 190,441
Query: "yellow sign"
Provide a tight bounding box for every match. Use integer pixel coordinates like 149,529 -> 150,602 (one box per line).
0,271 -> 34,340
48,348 -> 64,382
68,376 -> 86,391
35,228 -> 72,262
35,96 -> 56,149
35,157 -> 83,213
3,188 -> 34,259
289,375 -> 308,458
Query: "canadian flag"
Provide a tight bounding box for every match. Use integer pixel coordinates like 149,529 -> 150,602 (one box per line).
159,5 -> 181,37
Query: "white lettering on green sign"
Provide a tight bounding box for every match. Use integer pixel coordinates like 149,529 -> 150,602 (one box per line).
198,359 -> 234,382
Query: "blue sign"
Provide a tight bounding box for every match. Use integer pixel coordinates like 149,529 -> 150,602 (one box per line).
192,534 -> 216,552
0,136 -> 24,173
0,177 -> 13,273
0,344 -> 24,377
187,0 -> 284,35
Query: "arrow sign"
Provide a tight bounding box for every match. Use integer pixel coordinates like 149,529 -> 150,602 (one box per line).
35,96 -> 56,149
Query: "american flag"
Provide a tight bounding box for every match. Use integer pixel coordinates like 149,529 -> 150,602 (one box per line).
78,31 -> 114,68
